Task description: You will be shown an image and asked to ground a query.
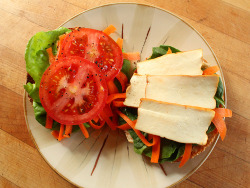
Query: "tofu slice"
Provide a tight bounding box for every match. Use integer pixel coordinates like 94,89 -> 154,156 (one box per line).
146,75 -> 219,109
137,49 -> 203,75
124,74 -> 219,108
135,99 -> 215,145
124,74 -> 147,107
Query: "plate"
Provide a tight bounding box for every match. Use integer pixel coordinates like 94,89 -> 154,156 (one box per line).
24,3 -> 226,188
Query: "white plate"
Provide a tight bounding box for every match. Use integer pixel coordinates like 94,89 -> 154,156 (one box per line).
24,3 -> 226,188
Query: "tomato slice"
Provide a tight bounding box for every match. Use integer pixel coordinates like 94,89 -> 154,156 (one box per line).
57,28 -> 123,81
39,56 -> 108,125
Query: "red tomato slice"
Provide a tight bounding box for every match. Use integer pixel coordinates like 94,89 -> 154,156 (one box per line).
39,56 -> 108,125
57,28 -> 123,81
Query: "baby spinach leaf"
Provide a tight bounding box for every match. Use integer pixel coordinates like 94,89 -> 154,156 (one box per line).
215,77 -> 225,107
121,59 -> 132,80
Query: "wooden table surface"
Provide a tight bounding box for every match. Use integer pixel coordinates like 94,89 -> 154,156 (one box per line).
0,0 -> 249,187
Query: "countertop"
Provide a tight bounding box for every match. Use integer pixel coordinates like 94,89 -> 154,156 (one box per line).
0,0 -> 249,187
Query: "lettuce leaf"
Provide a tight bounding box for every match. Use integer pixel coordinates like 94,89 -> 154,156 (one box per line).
33,101 -> 88,131
24,27 -> 71,102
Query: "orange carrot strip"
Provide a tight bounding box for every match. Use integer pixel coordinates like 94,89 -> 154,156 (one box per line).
58,124 -> 65,141
116,72 -> 128,92
107,80 -> 119,94
167,47 -> 172,54
103,104 -> 113,117
79,124 -> 89,138
45,115 -> 53,129
107,93 -> 126,104
64,125 -> 73,137
100,111 -> 117,130
117,121 -> 135,130
116,110 -> 156,146
116,38 -> 123,49
123,52 -> 140,61
92,116 -> 99,123
103,24 -> 116,35
46,47 -> 55,64
148,134 -> 153,141
203,66 -> 219,75
212,112 -> 227,141
51,130 -> 59,139
214,108 -> 232,117
112,101 -> 126,107
88,120 -> 105,130
179,144 -> 192,168
57,34 -> 66,51
151,135 -> 161,163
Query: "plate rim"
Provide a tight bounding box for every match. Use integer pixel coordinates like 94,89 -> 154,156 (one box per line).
23,2 -> 227,188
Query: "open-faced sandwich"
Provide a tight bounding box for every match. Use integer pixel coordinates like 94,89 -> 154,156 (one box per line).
24,25 -> 232,168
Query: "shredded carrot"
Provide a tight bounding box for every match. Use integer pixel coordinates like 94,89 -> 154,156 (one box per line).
151,135 -> 161,163
45,115 -> 53,129
117,121 -> 135,130
100,111 -> 117,130
203,66 -> 219,75
51,130 -> 59,139
148,134 -> 153,141
79,124 -> 89,138
112,111 -> 119,125
116,110 -> 156,146
116,38 -> 123,49
107,93 -> 126,104
107,80 -> 119,94
57,34 -> 66,53
212,112 -> 227,141
58,124 -> 65,141
214,108 -> 232,117
123,52 -> 140,61
64,125 -> 73,138
112,101 -> 126,107
89,120 -> 105,129
46,47 -> 55,64
103,24 -> 116,35
179,144 -> 192,168
116,72 -> 128,92
103,104 -> 113,117
167,47 -> 172,54
92,116 -> 100,123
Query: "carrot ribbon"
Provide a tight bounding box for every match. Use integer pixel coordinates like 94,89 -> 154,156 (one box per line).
103,25 -> 116,35
179,144 -> 192,168
203,66 -> 219,75
122,52 -> 140,61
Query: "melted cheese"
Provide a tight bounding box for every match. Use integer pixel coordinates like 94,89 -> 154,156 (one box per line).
137,49 -> 203,75
135,99 -> 215,145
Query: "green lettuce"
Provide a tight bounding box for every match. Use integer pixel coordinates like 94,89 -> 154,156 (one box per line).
24,27 -> 71,102
24,27 -> 91,131
33,101 -> 87,131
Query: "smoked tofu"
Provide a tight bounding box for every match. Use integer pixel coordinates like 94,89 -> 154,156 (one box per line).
124,75 -> 219,109
135,99 -> 215,145
146,75 -> 219,109
137,49 -> 203,76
